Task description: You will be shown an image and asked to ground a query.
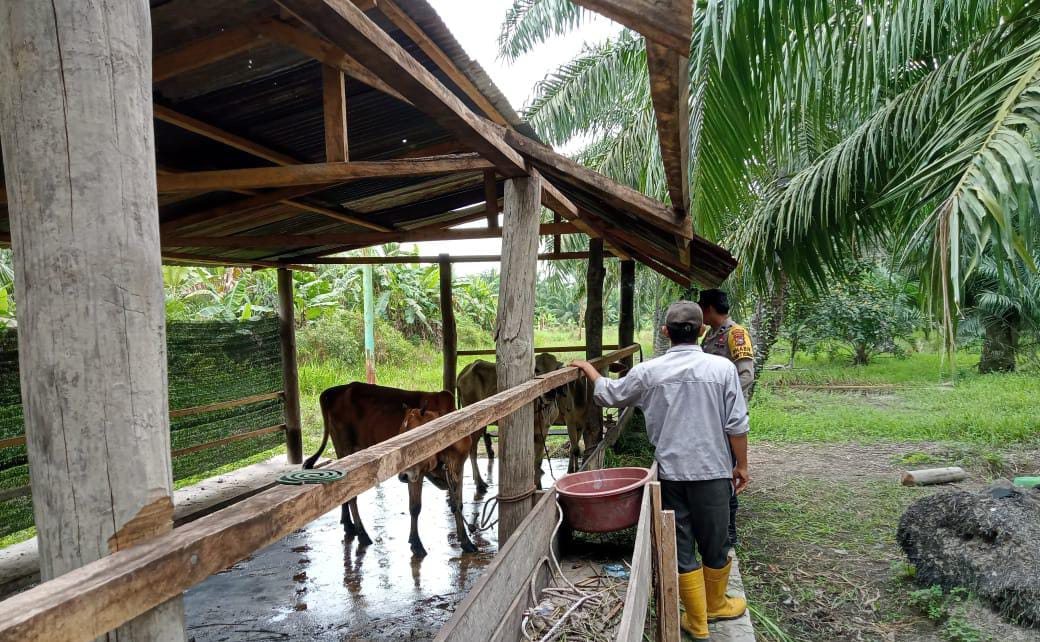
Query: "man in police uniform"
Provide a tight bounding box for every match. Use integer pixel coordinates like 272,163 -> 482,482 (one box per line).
698,289 -> 754,548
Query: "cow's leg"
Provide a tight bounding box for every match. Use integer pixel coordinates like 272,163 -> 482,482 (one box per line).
447,464 -> 478,553
341,503 -> 357,540
567,424 -> 581,473
407,477 -> 427,557
349,498 -> 373,547
484,428 -> 495,460
470,431 -> 488,495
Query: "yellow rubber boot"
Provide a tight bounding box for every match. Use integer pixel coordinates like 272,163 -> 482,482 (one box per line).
703,560 -> 747,621
678,568 -> 709,639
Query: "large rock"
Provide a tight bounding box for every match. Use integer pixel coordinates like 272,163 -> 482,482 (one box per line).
898,480 -> 1040,626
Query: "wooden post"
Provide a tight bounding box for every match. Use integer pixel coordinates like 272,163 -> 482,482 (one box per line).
585,237 -> 605,441
552,213 -> 562,254
0,1 -> 186,638
496,173 -> 542,543
439,254 -> 457,394
278,269 -> 304,464
619,259 -> 636,367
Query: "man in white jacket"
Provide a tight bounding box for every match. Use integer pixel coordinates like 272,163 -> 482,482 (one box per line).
571,301 -> 749,640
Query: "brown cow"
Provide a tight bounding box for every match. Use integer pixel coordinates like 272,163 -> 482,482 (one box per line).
397,403 -> 477,556
303,382 -> 455,547
456,354 -> 562,490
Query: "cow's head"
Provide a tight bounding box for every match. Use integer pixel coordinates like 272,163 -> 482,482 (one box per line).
397,401 -> 443,483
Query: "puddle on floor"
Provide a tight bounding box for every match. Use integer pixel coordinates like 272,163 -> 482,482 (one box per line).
185,457 -> 570,641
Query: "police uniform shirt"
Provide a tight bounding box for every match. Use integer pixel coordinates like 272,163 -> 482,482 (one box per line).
703,320 -> 755,399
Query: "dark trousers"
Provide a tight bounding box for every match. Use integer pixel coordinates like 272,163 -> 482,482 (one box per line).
660,478 -> 731,573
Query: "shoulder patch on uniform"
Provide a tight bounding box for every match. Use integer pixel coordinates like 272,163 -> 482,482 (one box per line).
728,326 -> 754,360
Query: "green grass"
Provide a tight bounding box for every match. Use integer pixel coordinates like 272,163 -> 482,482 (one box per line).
752,350 -> 1040,445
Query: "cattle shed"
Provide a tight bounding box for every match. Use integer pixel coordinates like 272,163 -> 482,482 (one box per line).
0,0 -> 735,640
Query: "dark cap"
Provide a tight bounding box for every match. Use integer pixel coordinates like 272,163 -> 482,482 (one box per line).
664,301 -> 703,327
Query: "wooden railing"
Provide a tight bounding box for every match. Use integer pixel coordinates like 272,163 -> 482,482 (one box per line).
0,391 -> 287,504
457,344 -> 620,357
0,344 -> 640,642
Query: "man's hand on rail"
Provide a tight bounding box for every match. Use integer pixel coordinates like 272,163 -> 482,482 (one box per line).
569,360 -> 602,384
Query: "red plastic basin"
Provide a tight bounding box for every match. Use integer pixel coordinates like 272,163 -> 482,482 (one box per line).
555,467 -> 653,533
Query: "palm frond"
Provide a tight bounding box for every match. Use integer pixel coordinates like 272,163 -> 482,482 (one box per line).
497,0 -> 588,62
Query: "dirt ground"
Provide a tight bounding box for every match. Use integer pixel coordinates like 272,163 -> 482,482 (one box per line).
740,441 -> 1040,642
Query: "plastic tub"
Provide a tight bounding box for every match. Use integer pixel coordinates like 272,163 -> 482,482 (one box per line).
555,467 -> 653,533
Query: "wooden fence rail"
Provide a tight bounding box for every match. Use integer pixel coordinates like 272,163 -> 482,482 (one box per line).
0,344 -> 639,642
458,344 -> 620,357
0,391 -> 286,452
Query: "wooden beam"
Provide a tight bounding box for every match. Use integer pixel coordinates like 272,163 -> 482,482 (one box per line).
570,0 -> 691,55
585,237 -> 605,444
483,170 -> 499,229
303,250 -> 606,264
153,25 -> 264,82
371,0 -> 509,126
646,41 -> 690,221
169,392 -> 284,419
153,104 -> 298,166
439,255 -> 456,395
161,221 -> 579,248
503,128 -> 691,239
651,482 -> 681,642
0,1 -> 184,637
160,185 -> 319,233
250,18 -> 409,104
277,269 -> 303,465
276,0 -> 526,177
619,259 -> 636,369
497,174 -> 542,542
172,425 -> 285,459
459,343 -> 620,357
0,346 -> 638,642
616,483 -> 654,640
322,65 -> 349,162
157,155 -> 493,193
161,252 -> 316,272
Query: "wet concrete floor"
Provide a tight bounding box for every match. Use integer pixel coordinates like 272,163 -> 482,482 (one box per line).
185,458 -> 570,642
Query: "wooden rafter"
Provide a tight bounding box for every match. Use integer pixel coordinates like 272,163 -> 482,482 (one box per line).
153,25 -> 265,82
161,222 -> 579,249
156,156 -> 493,193
161,252 -> 316,272
249,18 -> 409,104
322,65 -> 349,162
276,0 -> 526,177
570,0 -> 691,55
368,0 -> 509,126
646,41 -> 690,220
153,105 -> 298,166
302,251 -> 611,264
501,127 -> 691,239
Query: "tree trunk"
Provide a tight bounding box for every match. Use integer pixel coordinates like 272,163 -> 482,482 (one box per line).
979,315 -> 1018,373
749,273 -> 787,398
788,334 -> 799,368
0,1 -> 185,638
853,343 -> 870,366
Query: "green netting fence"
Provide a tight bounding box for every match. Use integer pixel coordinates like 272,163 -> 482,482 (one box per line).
0,317 -> 286,539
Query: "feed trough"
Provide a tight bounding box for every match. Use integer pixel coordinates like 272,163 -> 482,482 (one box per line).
555,467 -> 653,532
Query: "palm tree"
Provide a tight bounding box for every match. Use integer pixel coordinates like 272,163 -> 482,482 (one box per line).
500,0 -> 1040,362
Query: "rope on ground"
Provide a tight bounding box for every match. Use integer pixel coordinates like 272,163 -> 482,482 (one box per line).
519,501 -> 627,642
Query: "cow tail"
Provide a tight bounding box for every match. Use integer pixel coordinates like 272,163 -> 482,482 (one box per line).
303,391 -> 332,469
